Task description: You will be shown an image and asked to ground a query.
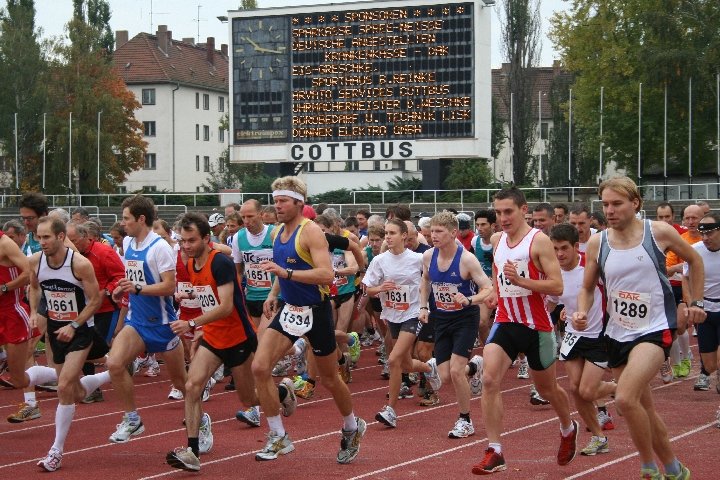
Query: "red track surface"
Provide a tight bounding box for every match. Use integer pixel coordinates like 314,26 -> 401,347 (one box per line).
1,342 -> 717,479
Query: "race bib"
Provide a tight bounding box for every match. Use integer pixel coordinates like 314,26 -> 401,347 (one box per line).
610,290 -> 651,330
45,290 -> 79,321
383,285 -> 410,311
246,263 -> 272,288
331,253 -> 348,286
125,260 -> 147,286
177,282 -> 200,309
279,304 -> 313,336
194,285 -> 219,313
560,332 -> 579,357
432,283 -> 462,311
334,273 -> 349,287
497,259 -> 532,298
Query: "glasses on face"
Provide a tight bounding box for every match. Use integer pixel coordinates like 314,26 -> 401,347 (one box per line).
20,215 -> 38,221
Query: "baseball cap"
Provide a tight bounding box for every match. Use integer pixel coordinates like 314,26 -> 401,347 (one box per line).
208,213 -> 225,227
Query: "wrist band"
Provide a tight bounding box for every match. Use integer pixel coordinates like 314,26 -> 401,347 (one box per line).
420,306 -> 429,311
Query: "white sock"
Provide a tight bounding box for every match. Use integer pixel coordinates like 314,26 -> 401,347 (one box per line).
80,371 -> 111,397
26,365 -> 57,387
489,442 -> 502,454
266,415 -> 285,437
520,357 -> 528,365
51,404 -> 76,453
678,331 -> 690,359
669,338 -> 681,365
24,391 -> 37,407
343,413 -> 358,432
560,422 -> 575,437
292,339 -> 304,356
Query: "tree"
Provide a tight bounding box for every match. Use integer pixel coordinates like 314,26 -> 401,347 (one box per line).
239,0 -> 257,9
498,0 -> 542,186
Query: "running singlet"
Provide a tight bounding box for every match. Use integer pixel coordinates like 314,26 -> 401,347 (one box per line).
175,247 -> 202,320
598,220 -> 676,342
273,219 -> 329,306
473,235 -> 493,277
0,231 -> 31,339
362,248 -> 423,323
188,250 -> 256,349
684,241 -> 720,312
22,232 -> 41,256
235,225 -> 275,301
428,245 -> 476,314
493,228 -> 553,332
331,231 -> 356,296
37,249 -> 93,327
123,232 -> 177,326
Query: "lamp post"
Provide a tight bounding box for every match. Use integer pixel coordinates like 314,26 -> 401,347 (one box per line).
599,86 -> 604,183
68,112 -> 72,198
97,110 -> 103,191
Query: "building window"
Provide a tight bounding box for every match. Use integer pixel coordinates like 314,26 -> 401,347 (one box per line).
218,128 -> 225,143
346,161 -> 359,171
195,124 -> 199,140
203,125 -> 210,141
143,121 -> 156,137
195,92 -> 200,109
540,122 -> 549,140
117,186 -> 127,194
306,162 -> 315,172
142,185 -> 157,192
203,156 -> 210,172
203,94 -> 210,110
373,161 -> 381,171
143,153 -> 156,170
195,155 -> 200,171
218,159 -> 225,173
141,88 -> 155,105
218,96 -> 225,112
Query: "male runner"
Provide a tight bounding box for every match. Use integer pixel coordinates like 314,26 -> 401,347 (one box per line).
473,210 -> 496,346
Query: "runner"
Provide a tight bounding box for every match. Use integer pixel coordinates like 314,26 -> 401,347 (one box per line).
30,217 -> 110,472
251,176 -> 366,464
568,204 -> 594,253
420,211 -> 492,439
165,212 -> 296,472
574,177 -> 705,480
473,209 -> 495,346
106,195 -> 187,443
472,187 -> 577,475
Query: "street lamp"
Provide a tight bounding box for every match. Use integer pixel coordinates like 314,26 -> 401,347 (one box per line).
97,110 -> 103,191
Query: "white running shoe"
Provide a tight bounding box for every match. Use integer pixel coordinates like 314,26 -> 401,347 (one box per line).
448,417 -> 475,438
255,431 -> 295,461
166,447 -> 200,471
202,378 -> 216,402
517,360 -> 530,379
293,338 -> 307,375
424,358 -> 442,392
272,356 -> 292,377
109,415 -> 145,443
168,387 -> 184,400
198,413 -> 213,454
37,448 -> 62,472
375,405 -> 397,428
145,361 -> 160,377
236,406 -> 261,427
212,364 -> 225,382
468,355 -> 484,396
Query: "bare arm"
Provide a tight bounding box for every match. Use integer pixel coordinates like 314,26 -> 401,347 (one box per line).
212,242 -> 232,256
418,250 -> 432,323
505,233 -> 563,296
261,222 -> 334,285
459,251 -> 493,305
573,234 -> 601,331
0,236 -> 30,291
336,250 -> 358,276
71,257 -> 102,326
172,282 -> 233,336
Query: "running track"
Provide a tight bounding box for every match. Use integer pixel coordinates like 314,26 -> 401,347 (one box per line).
1,342 -> 717,479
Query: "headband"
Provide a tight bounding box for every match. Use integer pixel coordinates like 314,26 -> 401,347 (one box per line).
272,189 -> 305,202
698,222 -> 720,233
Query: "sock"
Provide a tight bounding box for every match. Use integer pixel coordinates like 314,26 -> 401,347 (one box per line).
459,412 -> 471,422
188,437 -> 199,457
292,339 -> 304,356
51,404 -> 76,453
678,331 -> 690,359
520,357 -> 528,365
278,383 -> 288,402
80,371 -> 111,397
126,410 -> 140,424
267,415 -> 285,437
597,405 -> 607,414
642,461 -> 659,472
701,366 -> 709,376
669,339 -> 681,366
82,362 -> 95,376
489,442 -> 502,454
467,362 -> 478,377
24,391 -> 37,407
343,413 -> 358,431
560,422 -> 575,437
26,365 -> 57,387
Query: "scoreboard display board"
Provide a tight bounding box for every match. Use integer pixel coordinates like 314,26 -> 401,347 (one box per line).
229,0 -> 491,163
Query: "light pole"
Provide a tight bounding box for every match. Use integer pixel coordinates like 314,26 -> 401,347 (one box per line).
599,86 -> 604,183
42,113 -> 46,190
568,88 -> 572,199
97,110 -> 103,191
638,82 -> 642,185
14,113 -> 18,190
68,112 -> 72,198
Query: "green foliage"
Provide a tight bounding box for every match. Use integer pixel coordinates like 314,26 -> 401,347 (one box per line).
312,176 -> 422,204
442,158 -> 495,202
240,0 -> 257,10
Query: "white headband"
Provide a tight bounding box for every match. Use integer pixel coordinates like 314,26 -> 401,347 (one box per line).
272,189 -> 305,202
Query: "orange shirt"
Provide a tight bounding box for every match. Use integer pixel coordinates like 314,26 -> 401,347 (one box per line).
666,230 -> 701,286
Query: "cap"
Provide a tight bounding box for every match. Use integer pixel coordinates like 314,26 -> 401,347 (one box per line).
208,213 -> 225,227
457,213 -> 472,230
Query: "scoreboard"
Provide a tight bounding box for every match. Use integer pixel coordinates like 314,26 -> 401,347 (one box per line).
228,0 -> 491,163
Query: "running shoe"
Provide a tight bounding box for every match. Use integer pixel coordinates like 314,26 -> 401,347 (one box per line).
418,390 -> 440,406
37,448 -> 62,472
375,405 -> 397,428
424,358 -> 442,392
109,415 -> 145,443
255,431 -> 294,461
236,406 -> 261,427
679,357 -> 692,377
530,386 -> 550,405
224,379 -> 236,391
471,447 -> 506,475
0,357 -> 7,375
212,364 -> 225,382
694,373 -> 710,391
202,378 -> 216,402
398,383 -> 414,399
557,419 -> 578,466
0,374 -> 15,388
660,359 -> 673,384
448,417 -> 475,438
198,413 -> 213,454
641,468 -> 664,479
7,402 -> 41,423
36,382 -> 58,392
81,388 -> 104,404
517,361 -> 529,379
338,353 -> 352,384
293,338 -> 307,375
468,355 -> 484,396
597,410 -> 615,430
348,332 -> 361,364
272,356 -> 292,377
376,343 -> 386,357
380,362 -> 390,379
337,417 -> 366,464
279,377 -> 297,417
664,464 -> 690,480
295,379 -> 315,399
717,370 -> 720,394
144,362 -> 160,377
580,435 -> 609,456
168,387 -> 184,400
166,447 -> 200,471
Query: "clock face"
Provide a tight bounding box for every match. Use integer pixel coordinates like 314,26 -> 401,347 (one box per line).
234,18 -> 289,80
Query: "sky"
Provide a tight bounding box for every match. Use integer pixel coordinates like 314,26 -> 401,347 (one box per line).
34,0 -> 567,67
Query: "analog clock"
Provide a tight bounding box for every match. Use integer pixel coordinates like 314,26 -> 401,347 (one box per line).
234,18 -> 289,80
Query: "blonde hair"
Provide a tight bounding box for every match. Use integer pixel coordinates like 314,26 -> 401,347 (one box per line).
271,176 -> 307,200
598,177 -> 643,213
430,211 -> 458,231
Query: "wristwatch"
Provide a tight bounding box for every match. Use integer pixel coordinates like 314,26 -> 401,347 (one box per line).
286,268 -> 294,280
134,284 -> 143,295
0,284 -> 7,293
188,320 -> 197,328
70,321 -> 81,329
690,300 -> 704,309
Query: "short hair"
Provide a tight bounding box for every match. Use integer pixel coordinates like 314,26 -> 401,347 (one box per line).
356,209 -> 370,219
225,202 -> 241,211
315,203 -> 328,215
703,212 -> 720,223
49,208 -> 70,224
569,204 -> 591,217
474,209 -> 496,224
262,205 -> 276,215
656,202 -> 674,214
83,220 -> 101,239
553,203 -> 568,214
367,214 -> 384,227
121,195 -> 156,226
417,216 -> 432,229
109,222 -> 126,237
385,218 -> 408,234
696,200 -> 710,208
154,219 -> 172,235
344,216 -> 359,229
314,214 -> 333,229
598,177 -> 643,212
367,224 -> 385,238
242,198 -> 262,212
225,212 -> 241,225
533,203 -> 554,217
3,219 -> 25,234
430,211 -> 458,231
37,216 -> 66,235
444,207 -> 458,214
590,211 -> 607,226
179,212 -> 211,238
494,186 -> 527,207
68,222 -> 89,238
271,176 -> 307,200
549,223 -> 579,244
19,192 -> 49,217
385,204 -> 411,221
89,216 -> 103,229
73,207 -> 90,218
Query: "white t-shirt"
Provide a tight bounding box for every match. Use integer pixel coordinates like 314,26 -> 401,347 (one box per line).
232,225 -> 270,265
362,248 -> 423,324
683,240 -> 720,312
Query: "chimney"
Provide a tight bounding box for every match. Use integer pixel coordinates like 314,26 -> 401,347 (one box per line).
221,44 -> 228,57
206,37 -> 215,65
116,30 -> 129,49
157,25 -> 168,53
182,37 -> 195,45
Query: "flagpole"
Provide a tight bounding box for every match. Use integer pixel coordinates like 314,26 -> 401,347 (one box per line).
43,113 -> 46,190
638,83 -> 642,184
14,113 -> 19,190
663,83 -> 667,199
